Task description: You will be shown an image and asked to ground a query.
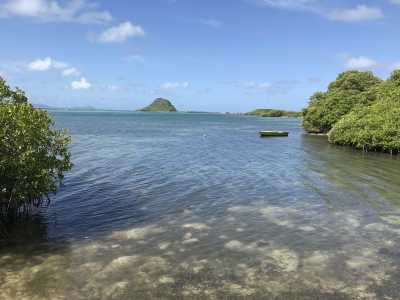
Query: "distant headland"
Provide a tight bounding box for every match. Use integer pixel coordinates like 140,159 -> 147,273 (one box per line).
138,98 -> 177,112
246,109 -> 302,118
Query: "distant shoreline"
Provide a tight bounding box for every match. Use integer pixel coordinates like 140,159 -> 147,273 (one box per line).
44,108 -> 302,118
38,106 -> 302,117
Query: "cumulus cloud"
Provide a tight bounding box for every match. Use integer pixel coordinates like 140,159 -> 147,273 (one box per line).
28,57 -> 67,71
160,81 -> 189,91
27,57 -> 83,79
345,56 -> 379,70
62,67 -> 80,77
95,22 -> 145,43
0,0 -> 112,24
71,77 -> 91,90
343,56 -> 400,72
327,5 -> 383,22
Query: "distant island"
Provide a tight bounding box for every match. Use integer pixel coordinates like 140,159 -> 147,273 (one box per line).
138,98 -> 177,112
246,109 -> 302,118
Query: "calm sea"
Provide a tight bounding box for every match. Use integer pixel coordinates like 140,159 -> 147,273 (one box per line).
1,111 -> 400,299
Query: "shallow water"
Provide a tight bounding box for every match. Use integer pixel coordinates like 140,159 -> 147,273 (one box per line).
1,112 -> 400,300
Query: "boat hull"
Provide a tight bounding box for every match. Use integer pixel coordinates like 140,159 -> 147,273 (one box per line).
259,131 -> 289,137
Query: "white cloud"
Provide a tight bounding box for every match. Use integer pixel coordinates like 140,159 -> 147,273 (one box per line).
388,0 -> 400,5
71,77 -> 91,90
28,57 -> 67,71
28,57 -> 52,71
257,0 -> 317,10
252,1 -> 384,22
328,5 -> 383,22
27,57 -> 84,78
0,0 -> 112,24
62,67 -> 80,77
75,11 -> 112,24
345,56 -> 379,70
160,81 -> 189,91
95,22 -> 145,43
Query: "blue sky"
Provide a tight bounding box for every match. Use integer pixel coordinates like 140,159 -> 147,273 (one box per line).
0,0 -> 399,112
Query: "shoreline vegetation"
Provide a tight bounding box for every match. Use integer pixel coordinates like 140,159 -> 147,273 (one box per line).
302,70 -> 400,155
246,109 -> 302,118
0,77 -> 72,220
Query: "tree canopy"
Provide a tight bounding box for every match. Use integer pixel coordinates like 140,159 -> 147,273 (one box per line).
302,70 -> 400,154
302,71 -> 381,133
0,77 -> 28,104
0,77 -> 72,217
328,70 -> 400,153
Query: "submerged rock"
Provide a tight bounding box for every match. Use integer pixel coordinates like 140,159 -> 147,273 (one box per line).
103,281 -> 129,300
269,248 -> 299,272
109,225 -> 165,241
182,223 -> 210,231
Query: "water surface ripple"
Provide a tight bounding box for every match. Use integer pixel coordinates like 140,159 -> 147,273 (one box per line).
1,112 -> 400,300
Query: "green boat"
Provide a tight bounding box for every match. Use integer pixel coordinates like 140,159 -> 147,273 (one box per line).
259,131 -> 289,137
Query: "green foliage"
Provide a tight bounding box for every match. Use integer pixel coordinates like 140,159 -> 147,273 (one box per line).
0,79 -> 72,217
0,77 -> 28,104
327,70 -> 381,93
302,71 -> 381,133
139,98 -> 177,112
246,109 -> 302,118
328,91 -> 400,153
389,69 -> 400,85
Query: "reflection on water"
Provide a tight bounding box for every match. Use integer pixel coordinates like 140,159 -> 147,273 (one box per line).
1,112 -> 400,299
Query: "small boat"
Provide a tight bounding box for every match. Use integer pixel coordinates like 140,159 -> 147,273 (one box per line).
259,130 -> 289,137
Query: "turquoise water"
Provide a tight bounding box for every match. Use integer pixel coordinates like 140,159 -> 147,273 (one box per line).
1,111 -> 400,299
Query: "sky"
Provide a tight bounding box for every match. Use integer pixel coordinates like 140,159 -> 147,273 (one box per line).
0,0 -> 399,112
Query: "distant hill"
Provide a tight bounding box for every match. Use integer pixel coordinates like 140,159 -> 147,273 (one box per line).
246,109 -> 302,118
139,98 -> 177,112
